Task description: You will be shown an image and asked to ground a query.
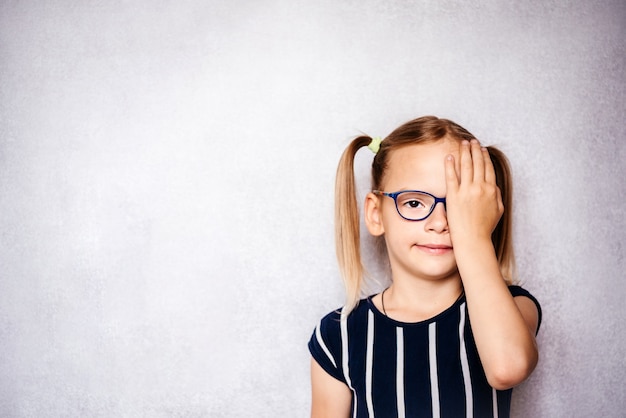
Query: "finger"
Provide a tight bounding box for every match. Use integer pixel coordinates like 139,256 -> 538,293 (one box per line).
445,154 -> 459,193
460,140 -> 473,184
484,147 -> 497,185
454,146 -> 461,180
471,139 -> 485,182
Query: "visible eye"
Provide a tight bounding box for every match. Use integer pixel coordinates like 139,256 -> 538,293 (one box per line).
396,192 -> 433,213
404,199 -> 425,209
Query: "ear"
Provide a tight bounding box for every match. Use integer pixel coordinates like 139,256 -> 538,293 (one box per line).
364,192 -> 385,236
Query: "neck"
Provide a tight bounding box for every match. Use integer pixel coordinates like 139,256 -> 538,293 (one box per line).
382,274 -> 463,322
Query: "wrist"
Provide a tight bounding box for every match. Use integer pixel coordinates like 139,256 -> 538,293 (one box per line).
452,238 -> 502,285
450,232 -> 493,249
452,238 -> 498,267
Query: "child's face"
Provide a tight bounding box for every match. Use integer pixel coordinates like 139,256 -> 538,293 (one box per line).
376,138 -> 461,283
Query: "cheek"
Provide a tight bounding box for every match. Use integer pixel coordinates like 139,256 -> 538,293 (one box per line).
382,214 -> 421,239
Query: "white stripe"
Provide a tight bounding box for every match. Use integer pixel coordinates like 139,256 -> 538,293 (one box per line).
396,327 -> 405,418
365,310 -> 375,416
429,323 -> 440,418
492,388 -> 498,418
340,307 -> 357,418
459,302 -> 473,418
315,320 -> 337,368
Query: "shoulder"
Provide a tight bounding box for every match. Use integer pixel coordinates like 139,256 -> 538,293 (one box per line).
309,299 -> 369,351
315,307 -> 342,340
508,284 -> 543,333
313,298 -> 371,337
308,299 -> 376,383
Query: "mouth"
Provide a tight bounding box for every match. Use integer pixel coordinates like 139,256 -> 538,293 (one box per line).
415,244 -> 453,255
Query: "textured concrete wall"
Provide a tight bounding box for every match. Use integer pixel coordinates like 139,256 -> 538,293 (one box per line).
1,1 -> 624,417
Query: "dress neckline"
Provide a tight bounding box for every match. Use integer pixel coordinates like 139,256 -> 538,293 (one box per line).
366,292 -> 466,327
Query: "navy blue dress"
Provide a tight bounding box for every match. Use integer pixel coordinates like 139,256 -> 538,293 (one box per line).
309,286 -> 541,418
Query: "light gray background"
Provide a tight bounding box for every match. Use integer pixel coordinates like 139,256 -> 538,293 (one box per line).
1,1 -> 624,417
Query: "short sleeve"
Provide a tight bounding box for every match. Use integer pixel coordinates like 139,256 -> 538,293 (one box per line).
308,310 -> 346,383
508,285 -> 542,334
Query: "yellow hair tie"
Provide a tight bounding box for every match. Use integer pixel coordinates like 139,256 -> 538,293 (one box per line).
368,137 -> 383,154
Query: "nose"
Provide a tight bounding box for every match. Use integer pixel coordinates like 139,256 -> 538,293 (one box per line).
424,200 -> 448,233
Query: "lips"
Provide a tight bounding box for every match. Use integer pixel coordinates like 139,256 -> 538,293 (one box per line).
415,244 -> 453,255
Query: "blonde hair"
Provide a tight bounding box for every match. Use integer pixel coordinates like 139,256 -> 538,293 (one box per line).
335,116 -> 516,314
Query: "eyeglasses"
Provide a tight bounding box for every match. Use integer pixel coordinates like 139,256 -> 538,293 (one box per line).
373,190 -> 446,221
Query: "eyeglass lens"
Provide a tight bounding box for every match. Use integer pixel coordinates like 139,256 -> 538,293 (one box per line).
395,191 -> 436,220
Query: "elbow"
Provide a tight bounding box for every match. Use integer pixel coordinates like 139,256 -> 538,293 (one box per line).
486,349 -> 539,390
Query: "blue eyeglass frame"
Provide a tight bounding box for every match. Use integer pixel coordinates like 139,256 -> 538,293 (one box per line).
372,190 -> 447,221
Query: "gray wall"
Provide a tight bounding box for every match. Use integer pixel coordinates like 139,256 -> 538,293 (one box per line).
1,1 -> 624,417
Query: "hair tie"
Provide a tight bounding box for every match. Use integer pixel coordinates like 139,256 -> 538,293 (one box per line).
368,137 -> 383,154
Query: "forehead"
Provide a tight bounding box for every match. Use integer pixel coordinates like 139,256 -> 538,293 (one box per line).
383,139 -> 460,189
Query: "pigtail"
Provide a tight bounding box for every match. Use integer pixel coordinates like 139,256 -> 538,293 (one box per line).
335,136 -> 372,315
487,146 -> 516,285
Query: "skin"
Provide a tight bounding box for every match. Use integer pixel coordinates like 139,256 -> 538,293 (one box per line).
310,138 -> 539,418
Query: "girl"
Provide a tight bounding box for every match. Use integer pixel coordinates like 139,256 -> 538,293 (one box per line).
309,116 -> 541,418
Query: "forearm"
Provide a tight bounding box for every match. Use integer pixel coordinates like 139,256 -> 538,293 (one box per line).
454,237 -> 538,390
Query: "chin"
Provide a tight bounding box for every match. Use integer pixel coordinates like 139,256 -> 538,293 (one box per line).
414,264 -> 459,282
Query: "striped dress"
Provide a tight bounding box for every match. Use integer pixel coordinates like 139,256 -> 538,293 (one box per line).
309,285 -> 541,418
